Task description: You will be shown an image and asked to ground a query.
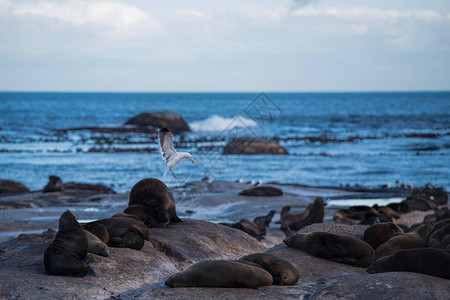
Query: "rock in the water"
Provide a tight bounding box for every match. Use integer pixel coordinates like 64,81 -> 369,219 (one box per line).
0,179 -> 30,194
239,186 -> 283,197
43,175 -> 63,193
223,137 -> 288,155
124,111 -> 190,134
165,260 -> 273,288
63,182 -> 116,194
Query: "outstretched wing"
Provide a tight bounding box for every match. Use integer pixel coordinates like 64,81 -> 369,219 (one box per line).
158,128 -> 177,163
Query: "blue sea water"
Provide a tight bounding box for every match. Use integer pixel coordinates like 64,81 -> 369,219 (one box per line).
0,92 -> 449,193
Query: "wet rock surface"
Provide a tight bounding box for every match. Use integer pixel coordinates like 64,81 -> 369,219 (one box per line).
223,137 -> 289,155
0,179 -> 30,195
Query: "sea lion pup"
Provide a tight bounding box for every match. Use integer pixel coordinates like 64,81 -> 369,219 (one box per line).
375,223 -> 434,260
284,232 -> 375,268
281,197 -> 324,231
81,221 -> 109,244
109,216 -> 148,240
43,175 -> 63,193
165,260 -> 273,288
367,248 -> 450,280
240,253 -> 299,285
363,222 -> 405,250
128,178 -> 182,227
84,230 -> 109,257
44,210 -> 95,276
253,210 -> 276,232
94,218 -> 145,250
428,223 -> 450,250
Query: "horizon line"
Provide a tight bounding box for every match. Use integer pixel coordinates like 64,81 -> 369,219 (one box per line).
1,90 -> 449,94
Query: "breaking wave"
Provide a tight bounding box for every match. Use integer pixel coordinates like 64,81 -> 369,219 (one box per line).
190,115 -> 258,132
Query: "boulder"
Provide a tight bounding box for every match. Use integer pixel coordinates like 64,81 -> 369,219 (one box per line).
124,111 -> 190,134
0,179 -> 30,194
0,219 -> 266,299
239,186 -> 283,197
223,137 -> 288,155
63,182 -> 116,194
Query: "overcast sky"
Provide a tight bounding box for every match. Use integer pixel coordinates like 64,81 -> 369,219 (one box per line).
1,0 -> 449,92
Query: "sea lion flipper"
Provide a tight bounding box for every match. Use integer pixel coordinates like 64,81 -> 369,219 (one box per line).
87,266 -> 96,277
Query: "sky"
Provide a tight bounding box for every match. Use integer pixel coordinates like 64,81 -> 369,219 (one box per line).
0,0 -> 449,92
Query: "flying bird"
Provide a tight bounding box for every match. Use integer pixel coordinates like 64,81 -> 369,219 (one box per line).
158,128 -> 194,178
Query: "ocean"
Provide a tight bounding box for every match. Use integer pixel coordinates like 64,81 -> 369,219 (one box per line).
1,92 -> 449,193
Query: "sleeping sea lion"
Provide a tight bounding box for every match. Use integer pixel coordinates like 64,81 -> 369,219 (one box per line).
84,230 -> 109,257
240,253 -> 299,285
128,178 -> 182,227
165,260 -> 273,288
428,223 -> 450,250
44,210 -> 95,276
367,248 -> 450,279
95,218 -> 145,250
81,221 -> 109,244
111,212 -> 144,223
375,223 -> 434,260
363,222 -> 405,250
284,231 -> 375,267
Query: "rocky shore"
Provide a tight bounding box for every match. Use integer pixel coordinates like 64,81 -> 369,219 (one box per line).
0,178 -> 449,299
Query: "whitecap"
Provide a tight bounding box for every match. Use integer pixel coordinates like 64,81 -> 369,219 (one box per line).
189,115 -> 258,132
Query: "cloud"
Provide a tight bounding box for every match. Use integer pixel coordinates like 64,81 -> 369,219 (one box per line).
10,0 -> 163,39
0,0 -> 12,14
291,7 -> 443,22
292,0 -> 318,8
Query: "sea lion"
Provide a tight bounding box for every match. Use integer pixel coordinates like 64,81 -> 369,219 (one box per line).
377,206 -> 400,220
128,178 -> 182,227
43,175 -> 63,193
94,218 -> 145,250
81,221 -> 109,244
284,231 -> 375,267
281,197 -> 324,231
428,223 -> 450,250
334,206 -> 379,222
111,212 -> 144,223
367,248 -> 450,279
240,253 -> 299,285
375,223 -> 434,260
363,222 -> 405,250
423,207 -> 449,223
231,219 -> 265,240
253,210 -> 276,232
84,229 -> 109,257
165,260 -> 273,288
110,216 -> 148,240
44,210 -> 94,276
357,213 -> 380,225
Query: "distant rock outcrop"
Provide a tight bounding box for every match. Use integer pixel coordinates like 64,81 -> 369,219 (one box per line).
125,111 -> 190,134
239,186 -> 283,197
0,179 -> 30,194
63,182 -> 116,194
223,137 -> 288,155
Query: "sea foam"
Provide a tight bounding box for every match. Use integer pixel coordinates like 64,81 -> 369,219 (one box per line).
190,115 -> 258,132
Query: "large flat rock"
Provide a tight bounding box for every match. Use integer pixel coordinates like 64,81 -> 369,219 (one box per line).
0,219 -> 267,299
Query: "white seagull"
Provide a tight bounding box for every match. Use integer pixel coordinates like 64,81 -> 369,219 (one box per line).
158,128 -> 194,178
